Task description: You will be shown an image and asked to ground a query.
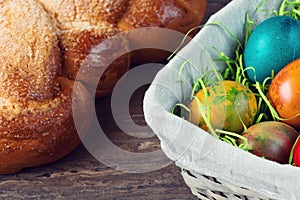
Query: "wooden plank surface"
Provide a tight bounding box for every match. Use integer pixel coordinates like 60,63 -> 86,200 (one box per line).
0,0 -> 231,199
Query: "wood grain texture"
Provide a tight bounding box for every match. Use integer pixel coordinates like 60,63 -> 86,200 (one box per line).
0,0 -> 231,199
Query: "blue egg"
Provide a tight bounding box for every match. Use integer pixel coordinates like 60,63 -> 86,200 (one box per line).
243,16 -> 300,83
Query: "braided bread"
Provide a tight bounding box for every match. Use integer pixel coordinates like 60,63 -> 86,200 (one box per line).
38,0 -> 206,97
0,0 -> 205,173
0,0 -> 92,174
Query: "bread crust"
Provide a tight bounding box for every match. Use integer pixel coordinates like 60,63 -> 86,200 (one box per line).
0,0 -> 92,174
118,0 -> 206,65
38,0 -> 205,97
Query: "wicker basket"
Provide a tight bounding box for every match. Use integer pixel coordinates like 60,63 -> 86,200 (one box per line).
143,0 -> 300,199
180,168 -> 270,200
181,169 -> 269,200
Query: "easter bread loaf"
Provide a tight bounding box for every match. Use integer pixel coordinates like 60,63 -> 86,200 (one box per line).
0,0 -> 205,173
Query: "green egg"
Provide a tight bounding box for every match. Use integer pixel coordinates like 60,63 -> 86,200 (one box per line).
243,16 -> 300,83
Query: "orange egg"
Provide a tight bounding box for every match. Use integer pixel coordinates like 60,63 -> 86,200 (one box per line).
268,58 -> 300,130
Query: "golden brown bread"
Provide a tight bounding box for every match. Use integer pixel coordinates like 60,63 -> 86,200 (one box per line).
118,0 -> 205,33
38,0 -> 206,97
0,0 -> 92,174
118,0 -> 207,65
0,0 -> 205,173
37,0 -> 131,97
59,27 -> 130,97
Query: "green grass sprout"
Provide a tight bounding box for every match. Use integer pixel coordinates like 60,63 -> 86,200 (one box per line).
255,0 -> 270,13
244,13 -> 257,45
193,95 -> 217,137
178,60 -> 190,83
198,78 -> 211,130
208,22 -> 243,49
289,135 -> 300,164
278,0 -> 300,19
216,129 -> 252,151
167,25 -> 204,61
172,103 -> 190,117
